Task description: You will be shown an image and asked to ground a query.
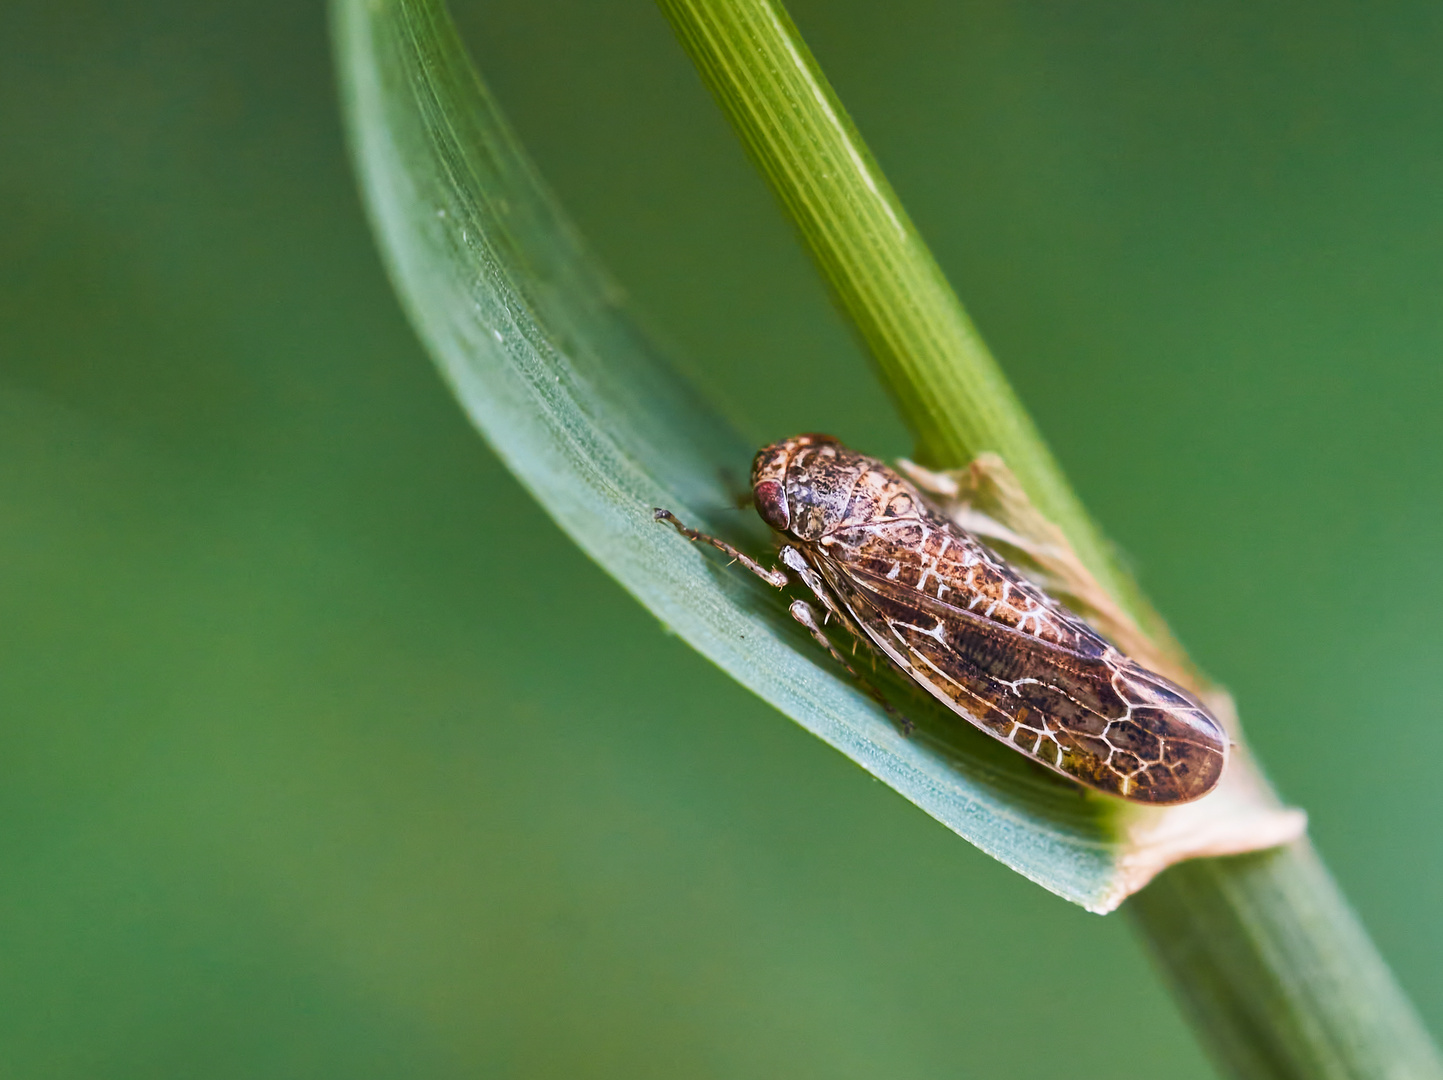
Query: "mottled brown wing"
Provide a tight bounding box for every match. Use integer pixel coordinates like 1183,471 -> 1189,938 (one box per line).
823,509 -> 1099,654
813,557 -> 1227,804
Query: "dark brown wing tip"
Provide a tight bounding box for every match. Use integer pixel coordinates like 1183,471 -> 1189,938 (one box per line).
1130,744 -> 1228,805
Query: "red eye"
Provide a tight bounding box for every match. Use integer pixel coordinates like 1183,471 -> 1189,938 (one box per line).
753,480 -> 790,532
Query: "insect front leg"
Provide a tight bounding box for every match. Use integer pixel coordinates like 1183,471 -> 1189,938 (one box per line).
780,548 -> 913,735
779,548 -> 878,668
787,599 -> 861,673
779,547 -> 858,631
653,508 -> 789,588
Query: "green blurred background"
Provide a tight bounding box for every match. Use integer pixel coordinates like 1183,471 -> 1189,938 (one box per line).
2,2 -> 1440,1076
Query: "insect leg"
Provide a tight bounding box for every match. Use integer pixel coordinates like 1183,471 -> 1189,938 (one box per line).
787,597 -> 913,735
788,600 -> 860,673
653,508 -> 789,588
779,547 -> 863,635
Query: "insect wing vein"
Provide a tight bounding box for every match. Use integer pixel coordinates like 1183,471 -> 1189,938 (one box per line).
811,551 -> 1226,802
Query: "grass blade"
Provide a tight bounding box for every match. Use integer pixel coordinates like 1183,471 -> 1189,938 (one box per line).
331,0 -> 1203,912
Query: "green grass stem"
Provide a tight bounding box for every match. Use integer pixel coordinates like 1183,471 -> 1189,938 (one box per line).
653,1 -> 1443,1076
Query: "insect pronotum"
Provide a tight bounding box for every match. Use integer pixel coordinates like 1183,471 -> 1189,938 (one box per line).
656,434 -> 1228,805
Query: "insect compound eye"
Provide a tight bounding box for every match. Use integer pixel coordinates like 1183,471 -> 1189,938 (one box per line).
753,479 -> 790,532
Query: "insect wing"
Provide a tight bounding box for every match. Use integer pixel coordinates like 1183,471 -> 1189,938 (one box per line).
813,555 -> 1227,804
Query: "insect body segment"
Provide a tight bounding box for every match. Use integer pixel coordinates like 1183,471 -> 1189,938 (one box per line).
658,434 -> 1227,805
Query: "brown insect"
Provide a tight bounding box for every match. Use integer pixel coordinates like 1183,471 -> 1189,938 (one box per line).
656,434 -> 1227,804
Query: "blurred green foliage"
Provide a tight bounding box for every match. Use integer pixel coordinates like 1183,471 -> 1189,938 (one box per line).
0,2 -> 1439,1077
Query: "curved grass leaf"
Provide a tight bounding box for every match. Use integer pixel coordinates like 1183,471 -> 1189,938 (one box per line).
331,0 -> 1293,912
